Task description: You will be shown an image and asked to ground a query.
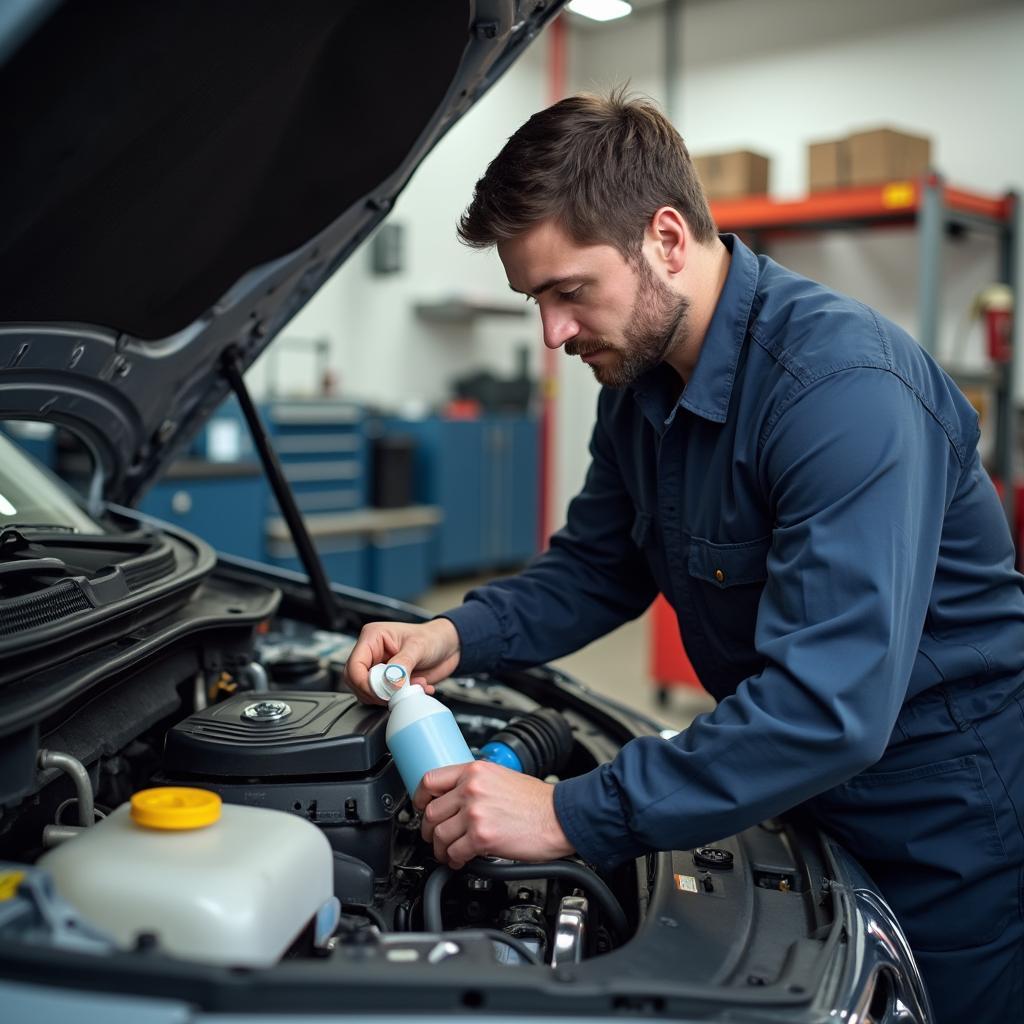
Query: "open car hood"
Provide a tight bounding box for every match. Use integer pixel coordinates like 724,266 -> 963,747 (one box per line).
0,0 -> 559,506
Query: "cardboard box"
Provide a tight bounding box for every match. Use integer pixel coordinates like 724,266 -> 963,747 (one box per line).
808,138 -> 846,193
692,150 -> 770,200
808,128 -> 932,192
845,128 -> 931,187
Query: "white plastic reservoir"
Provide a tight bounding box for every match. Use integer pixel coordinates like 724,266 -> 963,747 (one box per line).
38,787 -> 335,967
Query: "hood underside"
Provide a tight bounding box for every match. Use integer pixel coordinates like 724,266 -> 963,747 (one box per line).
0,0 -> 558,504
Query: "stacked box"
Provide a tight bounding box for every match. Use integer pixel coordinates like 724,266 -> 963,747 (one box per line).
808,127 -> 932,192
692,150 -> 770,200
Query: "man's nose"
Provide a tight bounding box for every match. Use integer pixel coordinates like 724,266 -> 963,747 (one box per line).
540,307 -> 579,350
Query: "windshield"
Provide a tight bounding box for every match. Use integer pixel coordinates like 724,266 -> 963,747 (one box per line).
0,431 -> 103,534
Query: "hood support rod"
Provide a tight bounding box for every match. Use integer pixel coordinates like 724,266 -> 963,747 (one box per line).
221,348 -> 340,631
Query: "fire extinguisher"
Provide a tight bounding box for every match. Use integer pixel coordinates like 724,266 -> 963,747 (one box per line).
974,283 -> 1014,365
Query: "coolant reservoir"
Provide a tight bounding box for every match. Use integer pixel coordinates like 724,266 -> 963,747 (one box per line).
38,786 -> 335,967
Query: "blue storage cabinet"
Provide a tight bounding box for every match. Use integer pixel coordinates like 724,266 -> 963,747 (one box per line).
498,415 -> 540,566
266,507 -> 439,598
265,531 -> 371,592
366,505 -> 443,601
401,418 -> 485,575
369,529 -> 434,601
263,400 -> 369,515
399,415 -> 539,577
137,463 -> 265,562
262,400 -> 371,589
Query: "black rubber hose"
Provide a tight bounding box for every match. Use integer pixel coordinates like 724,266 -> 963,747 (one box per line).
423,865 -> 452,933
465,858 -> 628,937
343,903 -> 388,932
393,901 -> 410,932
486,709 -> 573,777
423,859 -> 628,939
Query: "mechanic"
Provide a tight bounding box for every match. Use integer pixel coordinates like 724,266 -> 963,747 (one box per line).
346,93 -> 1024,1022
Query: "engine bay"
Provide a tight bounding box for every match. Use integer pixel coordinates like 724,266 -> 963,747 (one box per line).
0,562 -> 841,1012
0,605 -> 645,969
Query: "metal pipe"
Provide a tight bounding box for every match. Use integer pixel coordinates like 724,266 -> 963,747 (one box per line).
42,824 -> 84,847
664,0 -> 683,122
38,749 -> 94,827
917,173 -> 943,356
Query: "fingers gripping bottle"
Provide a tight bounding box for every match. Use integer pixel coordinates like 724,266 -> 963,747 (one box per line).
369,664 -> 474,796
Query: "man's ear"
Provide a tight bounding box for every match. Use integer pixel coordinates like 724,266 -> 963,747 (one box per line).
647,206 -> 688,275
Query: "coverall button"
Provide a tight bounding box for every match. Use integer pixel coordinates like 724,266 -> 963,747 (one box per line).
714,569 -> 725,583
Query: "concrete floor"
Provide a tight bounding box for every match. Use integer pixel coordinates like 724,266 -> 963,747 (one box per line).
418,576 -> 716,732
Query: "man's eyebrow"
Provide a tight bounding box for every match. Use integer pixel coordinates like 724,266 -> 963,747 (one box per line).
507,275 -> 584,298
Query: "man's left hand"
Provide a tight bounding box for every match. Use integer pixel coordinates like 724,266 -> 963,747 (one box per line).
414,760 -> 575,869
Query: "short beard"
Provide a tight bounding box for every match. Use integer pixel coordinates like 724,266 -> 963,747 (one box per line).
565,257 -> 690,388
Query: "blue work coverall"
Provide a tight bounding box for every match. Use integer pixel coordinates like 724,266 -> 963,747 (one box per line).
443,234 -> 1024,1022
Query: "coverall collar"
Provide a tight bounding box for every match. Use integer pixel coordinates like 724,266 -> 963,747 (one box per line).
632,233 -> 758,432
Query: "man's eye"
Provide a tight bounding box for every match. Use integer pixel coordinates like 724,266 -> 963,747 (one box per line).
560,287 -> 582,301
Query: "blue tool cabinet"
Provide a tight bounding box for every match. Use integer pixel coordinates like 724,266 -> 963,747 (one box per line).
368,524 -> 437,601
260,400 -> 370,589
263,400 -> 369,515
265,507 -> 440,599
265,529 -> 371,592
398,414 -> 539,577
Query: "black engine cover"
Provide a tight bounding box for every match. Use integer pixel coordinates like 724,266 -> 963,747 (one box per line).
163,690 -> 389,776
162,691 -> 404,885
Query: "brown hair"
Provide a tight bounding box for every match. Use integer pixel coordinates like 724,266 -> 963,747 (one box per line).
457,89 -> 716,258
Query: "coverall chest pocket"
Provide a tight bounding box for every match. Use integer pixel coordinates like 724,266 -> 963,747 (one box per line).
686,536 -> 770,662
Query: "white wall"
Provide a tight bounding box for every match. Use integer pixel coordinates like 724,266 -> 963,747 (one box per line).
244,38 -> 547,408
555,0 -> 1024,513
249,1 -> 1024,534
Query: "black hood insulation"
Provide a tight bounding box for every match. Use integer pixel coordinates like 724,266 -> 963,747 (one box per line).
0,0 -> 468,338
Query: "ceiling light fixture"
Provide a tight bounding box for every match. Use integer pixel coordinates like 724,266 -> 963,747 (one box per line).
567,0 -> 633,23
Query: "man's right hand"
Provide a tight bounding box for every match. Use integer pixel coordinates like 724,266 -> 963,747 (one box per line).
344,618 -> 462,705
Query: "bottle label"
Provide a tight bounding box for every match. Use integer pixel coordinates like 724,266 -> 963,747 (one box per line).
388,713 -> 474,796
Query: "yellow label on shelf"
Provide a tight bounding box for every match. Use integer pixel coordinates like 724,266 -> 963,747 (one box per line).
0,870 -> 26,901
882,182 -> 916,208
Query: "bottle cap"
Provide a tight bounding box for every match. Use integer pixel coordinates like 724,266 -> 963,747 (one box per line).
130,787 -> 222,830
368,662 -> 409,701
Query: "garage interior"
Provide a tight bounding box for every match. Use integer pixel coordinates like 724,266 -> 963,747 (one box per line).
5,0 -> 1019,733
1,1 -> 1022,1016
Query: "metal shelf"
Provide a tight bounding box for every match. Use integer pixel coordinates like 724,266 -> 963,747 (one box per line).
413,299 -> 528,324
711,179 -> 1013,234
711,175 -> 1020,531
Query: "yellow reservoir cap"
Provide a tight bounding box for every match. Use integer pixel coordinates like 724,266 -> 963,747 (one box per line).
130,787 -> 222,830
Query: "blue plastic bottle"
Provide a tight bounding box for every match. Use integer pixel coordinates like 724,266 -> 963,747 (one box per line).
369,664 -> 474,796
